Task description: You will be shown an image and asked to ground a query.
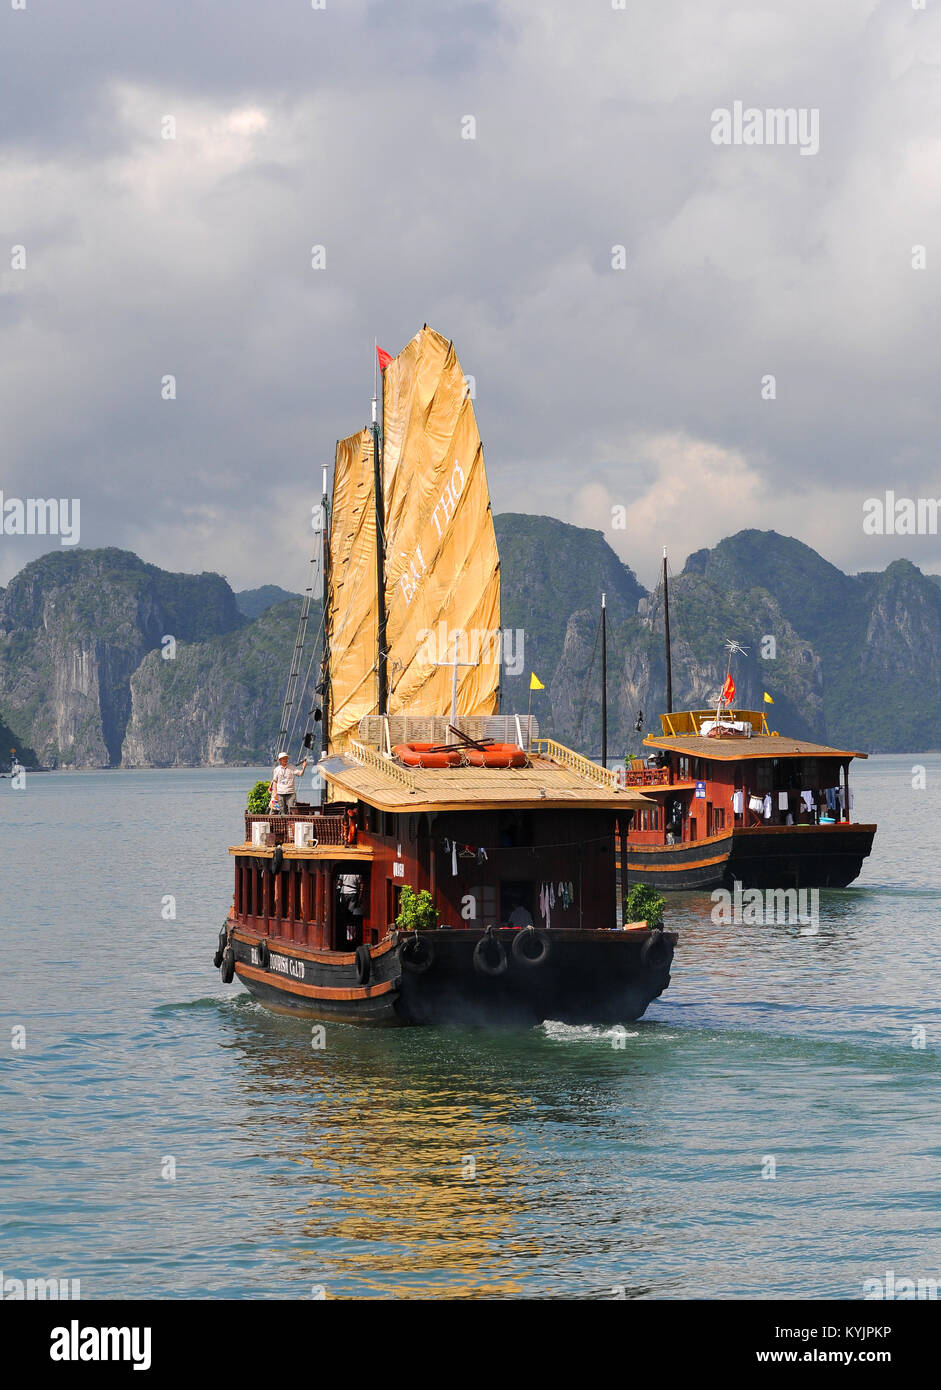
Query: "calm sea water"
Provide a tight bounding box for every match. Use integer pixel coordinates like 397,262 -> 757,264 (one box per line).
2,757 -> 939,1300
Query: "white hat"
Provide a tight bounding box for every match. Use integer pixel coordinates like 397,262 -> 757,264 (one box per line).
277,750 -> 290,760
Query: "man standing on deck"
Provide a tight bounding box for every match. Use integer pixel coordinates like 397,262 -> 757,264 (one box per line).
271,750 -> 308,812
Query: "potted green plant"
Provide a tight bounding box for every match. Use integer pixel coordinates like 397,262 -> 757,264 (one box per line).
624,883 -> 665,928
395,885 -> 439,932
246,780 -> 273,814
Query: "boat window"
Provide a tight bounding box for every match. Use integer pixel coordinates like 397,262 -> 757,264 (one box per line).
469,883 -> 498,927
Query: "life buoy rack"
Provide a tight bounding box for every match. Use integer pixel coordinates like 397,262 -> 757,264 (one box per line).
465,743 -> 527,769
393,742 -> 463,769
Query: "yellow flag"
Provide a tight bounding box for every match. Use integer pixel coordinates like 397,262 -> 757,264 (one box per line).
763,691 -> 774,704
530,672 -> 545,691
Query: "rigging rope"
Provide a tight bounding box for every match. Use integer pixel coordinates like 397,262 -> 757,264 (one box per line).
573,610 -> 602,750
276,538 -> 324,760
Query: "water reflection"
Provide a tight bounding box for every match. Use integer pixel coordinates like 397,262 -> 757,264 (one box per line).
223,1004 -> 677,1297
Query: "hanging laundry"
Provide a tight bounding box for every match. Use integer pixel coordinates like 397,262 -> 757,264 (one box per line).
825,786 -> 837,812
549,883 -> 555,909
477,846 -> 488,864
778,791 -> 789,811
732,790 -> 744,815
451,841 -> 458,876
801,790 -> 814,813
763,793 -> 773,820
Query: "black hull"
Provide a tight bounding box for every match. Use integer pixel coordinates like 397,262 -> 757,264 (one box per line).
227,922 -> 674,1027
625,824 -> 877,891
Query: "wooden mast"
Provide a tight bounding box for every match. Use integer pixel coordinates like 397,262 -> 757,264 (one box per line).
601,591 -> 607,766
663,547 -> 673,714
373,346 -> 388,716
320,464 -> 331,763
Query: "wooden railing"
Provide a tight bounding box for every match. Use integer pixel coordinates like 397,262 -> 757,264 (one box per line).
347,738 -> 417,789
244,811 -> 348,845
529,739 -> 618,789
617,767 -> 671,786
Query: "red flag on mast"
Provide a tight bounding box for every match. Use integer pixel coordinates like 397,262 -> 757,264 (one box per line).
721,673 -> 735,706
376,347 -> 393,371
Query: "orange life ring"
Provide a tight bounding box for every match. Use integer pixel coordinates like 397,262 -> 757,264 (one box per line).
464,743 -> 527,768
392,742 -> 463,769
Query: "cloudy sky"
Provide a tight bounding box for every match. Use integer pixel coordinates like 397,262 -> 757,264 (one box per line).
2,0 -> 940,592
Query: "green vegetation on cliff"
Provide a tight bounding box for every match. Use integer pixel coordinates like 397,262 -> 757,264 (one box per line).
2,525 -> 940,767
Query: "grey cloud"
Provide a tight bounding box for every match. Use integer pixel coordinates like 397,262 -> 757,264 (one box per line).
2,0 -> 941,590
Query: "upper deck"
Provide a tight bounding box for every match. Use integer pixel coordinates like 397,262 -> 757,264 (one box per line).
319,734 -> 654,813
645,709 -> 867,762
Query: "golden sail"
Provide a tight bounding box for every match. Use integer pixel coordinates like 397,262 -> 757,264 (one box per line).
381,326 -> 501,718
325,428 -> 379,750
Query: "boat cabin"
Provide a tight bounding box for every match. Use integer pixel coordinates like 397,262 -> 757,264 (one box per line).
230,721 -> 654,952
622,708 -> 867,848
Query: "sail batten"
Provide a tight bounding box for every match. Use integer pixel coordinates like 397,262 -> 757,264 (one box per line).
380,326 -> 501,719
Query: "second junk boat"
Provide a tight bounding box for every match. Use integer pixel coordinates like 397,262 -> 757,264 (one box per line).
214,326 -> 675,1025
619,552 -> 877,890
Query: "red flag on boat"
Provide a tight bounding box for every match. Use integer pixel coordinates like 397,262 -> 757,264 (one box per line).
376,346 -> 393,371
721,673 -> 735,705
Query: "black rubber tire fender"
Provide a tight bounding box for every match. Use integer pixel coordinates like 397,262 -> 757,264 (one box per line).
354,943 -> 372,984
400,933 -> 433,974
220,947 -> 235,984
213,923 -> 228,968
473,929 -> 508,977
511,926 -> 551,967
271,845 -> 284,875
641,928 -> 672,969
257,938 -> 270,968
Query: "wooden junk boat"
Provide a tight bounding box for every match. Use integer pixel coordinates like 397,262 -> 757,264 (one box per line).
214,326 -> 675,1025
620,707 -> 877,890
619,572 -> 877,890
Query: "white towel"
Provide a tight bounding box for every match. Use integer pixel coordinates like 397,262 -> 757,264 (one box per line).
801,790 -> 814,812
732,790 -> 743,814
778,791 -> 789,810
763,793 -> 773,819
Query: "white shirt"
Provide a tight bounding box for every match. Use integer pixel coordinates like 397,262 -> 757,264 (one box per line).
272,763 -> 302,794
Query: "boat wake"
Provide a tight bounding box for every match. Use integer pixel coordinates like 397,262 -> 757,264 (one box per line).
539,1020 -> 642,1043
